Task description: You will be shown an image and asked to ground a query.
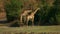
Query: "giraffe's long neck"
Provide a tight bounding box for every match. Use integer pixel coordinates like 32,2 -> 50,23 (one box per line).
33,8 -> 40,15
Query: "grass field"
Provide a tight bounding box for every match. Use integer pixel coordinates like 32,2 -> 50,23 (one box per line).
0,26 -> 60,34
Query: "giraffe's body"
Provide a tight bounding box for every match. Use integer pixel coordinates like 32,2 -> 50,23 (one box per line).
26,8 -> 40,26
27,13 -> 34,26
20,10 -> 32,25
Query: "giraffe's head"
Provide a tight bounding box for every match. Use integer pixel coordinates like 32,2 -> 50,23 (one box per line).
32,8 -> 40,14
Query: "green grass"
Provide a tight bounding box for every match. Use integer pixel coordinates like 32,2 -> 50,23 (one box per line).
0,26 -> 60,33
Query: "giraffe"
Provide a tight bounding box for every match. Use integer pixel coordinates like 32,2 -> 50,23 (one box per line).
20,10 -> 32,26
26,8 -> 40,26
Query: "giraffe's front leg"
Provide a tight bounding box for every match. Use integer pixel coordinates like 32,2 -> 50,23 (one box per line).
32,19 -> 34,26
20,16 -> 23,26
26,18 -> 29,26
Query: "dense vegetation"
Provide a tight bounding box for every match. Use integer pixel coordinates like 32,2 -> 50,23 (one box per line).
4,0 -> 60,26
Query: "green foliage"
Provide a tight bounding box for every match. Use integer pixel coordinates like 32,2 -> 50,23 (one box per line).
37,0 -> 60,25
5,0 -> 22,16
5,0 -> 23,21
54,0 -> 60,23
4,0 -> 60,25
38,1 -> 51,25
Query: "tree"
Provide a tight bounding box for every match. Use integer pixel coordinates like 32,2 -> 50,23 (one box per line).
4,0 -> 23,26
42,0 -> 59,25
36,0 -> 59,25
37,0 -> 51,25
52,0 -> 60,24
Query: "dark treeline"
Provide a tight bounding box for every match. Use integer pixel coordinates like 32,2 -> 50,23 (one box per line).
35,0 -> 60,25
4,0 -> 60,27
